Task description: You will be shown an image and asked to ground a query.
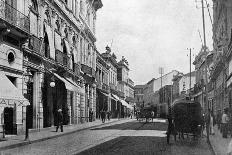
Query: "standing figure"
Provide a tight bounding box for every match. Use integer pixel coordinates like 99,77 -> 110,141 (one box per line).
107,111 -> 111,121
101,110 -> 106,123
216,110 -> 222,131
166,114 -> 175,144
56,109 -> 63,132
210,110 -> 215,135
151,111 -> 155,122
222,108 -> 229,138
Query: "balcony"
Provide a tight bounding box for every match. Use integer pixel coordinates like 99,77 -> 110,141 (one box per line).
81,64 -> 95,78
102,83 -> 109,93
0,1 -> 30,34
28,36 -> 44,56
55,50 -> 70,67
109,83 -> 117,91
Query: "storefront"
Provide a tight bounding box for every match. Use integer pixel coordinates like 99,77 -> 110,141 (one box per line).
0,71 -> 29,135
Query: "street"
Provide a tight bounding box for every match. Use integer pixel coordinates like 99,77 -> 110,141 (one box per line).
0,119 -> 212,155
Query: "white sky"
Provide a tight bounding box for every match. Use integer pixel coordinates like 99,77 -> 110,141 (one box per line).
96,0 -> 213,85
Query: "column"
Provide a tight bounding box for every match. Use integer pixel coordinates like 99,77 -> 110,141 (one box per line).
38,72 -> 43,128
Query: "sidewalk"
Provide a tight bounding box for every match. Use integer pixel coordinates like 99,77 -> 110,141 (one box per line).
0,118 -> 127,151
209,126 -> 231,155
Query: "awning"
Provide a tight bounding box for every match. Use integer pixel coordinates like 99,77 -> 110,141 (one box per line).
53,73 -> 79,92
111,94 -> 120,101
120,99 -> 133,109
0,71 -> 29,107
99,90 -> 109,97
66,77 -> 85,94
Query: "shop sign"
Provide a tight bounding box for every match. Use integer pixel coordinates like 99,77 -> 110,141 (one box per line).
0,99 -> 24,107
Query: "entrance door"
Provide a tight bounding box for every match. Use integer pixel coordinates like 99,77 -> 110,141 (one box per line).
4,107 -> 13,134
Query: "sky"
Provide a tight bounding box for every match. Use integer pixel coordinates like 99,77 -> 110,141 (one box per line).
96,0 -> 213,85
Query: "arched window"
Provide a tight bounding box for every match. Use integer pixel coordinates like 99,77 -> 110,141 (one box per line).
43,25 -> 50,58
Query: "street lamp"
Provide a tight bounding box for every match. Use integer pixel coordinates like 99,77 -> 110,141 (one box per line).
23,68 -> 33,141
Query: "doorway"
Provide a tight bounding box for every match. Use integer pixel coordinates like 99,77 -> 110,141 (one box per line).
4,107 -> 14,135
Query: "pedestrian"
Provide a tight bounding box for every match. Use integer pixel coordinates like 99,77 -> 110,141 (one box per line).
210,110 -> 215,135
216,110 -> 222,131
101,110 -> 106,123
130,112 -> 133,119
166,114 -> 175,144
56,109 -> 63,132
89,109 -> 93,122
151,111 -> 155,122
107,111 -> 111,121
222,108 -> 229,138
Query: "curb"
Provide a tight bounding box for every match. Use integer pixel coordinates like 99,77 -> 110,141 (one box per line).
0,119 -> 123,151
207,138 -> 217,155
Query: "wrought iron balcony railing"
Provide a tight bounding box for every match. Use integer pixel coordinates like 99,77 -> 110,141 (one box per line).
0,1 -> 30,33
28,36 -> 44,56
55,50 -> 70,67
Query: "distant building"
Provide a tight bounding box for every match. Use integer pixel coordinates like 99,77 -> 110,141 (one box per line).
143,70 -> 181,115
134,85 -> 145,109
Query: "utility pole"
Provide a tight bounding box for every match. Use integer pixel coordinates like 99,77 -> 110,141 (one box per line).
187,48 -> 193,98
201,0 -> 209,142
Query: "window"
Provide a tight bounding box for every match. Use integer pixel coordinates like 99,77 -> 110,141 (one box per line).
31,0 -> 38,12
75,0 -> 78,17
44,26 -> 50,58
64,28 -> 68,39
80,0 -> 83,14
87,9 -> 90,26
55,20 -> 60,32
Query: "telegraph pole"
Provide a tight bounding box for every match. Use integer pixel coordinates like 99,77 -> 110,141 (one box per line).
201,0 -> 209,142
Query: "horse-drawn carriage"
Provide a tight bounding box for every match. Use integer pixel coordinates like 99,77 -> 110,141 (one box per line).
167,99 -> 203,143
136,107 -> 156,122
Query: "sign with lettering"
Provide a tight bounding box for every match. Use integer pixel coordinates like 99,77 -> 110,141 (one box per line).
0,99 -> 26,107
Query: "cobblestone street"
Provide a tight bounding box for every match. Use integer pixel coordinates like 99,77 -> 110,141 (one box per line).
1,119 -> 213,155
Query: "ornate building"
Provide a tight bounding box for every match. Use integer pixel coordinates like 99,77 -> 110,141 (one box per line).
0,0 -> 102,136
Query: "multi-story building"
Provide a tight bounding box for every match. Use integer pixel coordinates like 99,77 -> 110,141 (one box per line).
134,85 -> 145,110
143,70 -> 180,115
178,71 -> 196,95
95,50 -> 110,118
117,56 -> 134,117
0,0 -> 103,135
101,46 -> 120,118
0,0 -> 31,135
193,46 -> 213,113
211,0 -> 232,114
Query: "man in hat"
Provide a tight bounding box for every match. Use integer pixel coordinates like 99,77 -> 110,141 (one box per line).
56,109 -> 63,132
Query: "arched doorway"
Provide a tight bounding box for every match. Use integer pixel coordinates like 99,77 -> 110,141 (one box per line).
4,107 -> 14,134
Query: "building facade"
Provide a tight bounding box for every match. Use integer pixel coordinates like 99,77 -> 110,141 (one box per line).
134,85 -> 145,110
95,50 -> 110,118
0,0 -> 103,135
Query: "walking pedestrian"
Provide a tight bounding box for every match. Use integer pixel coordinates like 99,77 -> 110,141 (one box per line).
56,109 -> 63,132
101,110 -> 106,123
210,110 -> 215,135
222,108 -> 229,138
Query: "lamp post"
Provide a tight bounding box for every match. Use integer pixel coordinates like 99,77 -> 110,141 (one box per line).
23,68 -> 33,141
